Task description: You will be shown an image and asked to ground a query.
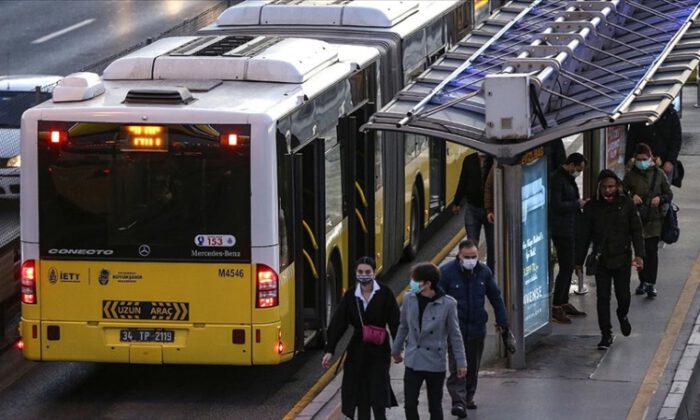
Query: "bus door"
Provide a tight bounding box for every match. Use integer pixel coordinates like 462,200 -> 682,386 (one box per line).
340,111 -> 374,280
292,139 -> 327,342
428,138 -> 446,222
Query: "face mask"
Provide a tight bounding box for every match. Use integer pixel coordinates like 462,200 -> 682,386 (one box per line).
462,258 -> 477,270
635,159 -> 651,170
356,274 -> 374,284
409,279 -> 423,294
571,171 -> 581,178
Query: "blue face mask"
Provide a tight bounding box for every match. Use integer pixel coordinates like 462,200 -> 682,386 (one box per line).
635,159 -> 652,170
409,279 -> 423,294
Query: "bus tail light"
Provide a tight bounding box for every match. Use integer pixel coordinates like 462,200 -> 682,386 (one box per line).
256,264 -> 278,308
21,260 -> 36,304
50,130 -> 68,144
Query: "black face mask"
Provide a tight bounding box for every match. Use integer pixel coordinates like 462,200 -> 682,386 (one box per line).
356,274 -> 374,284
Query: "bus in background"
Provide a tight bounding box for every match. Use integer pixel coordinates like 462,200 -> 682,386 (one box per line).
199,0 -> 475,271
18,1 -> 486,365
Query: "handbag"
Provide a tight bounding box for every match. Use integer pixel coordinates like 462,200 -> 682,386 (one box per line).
356,298 -> 387,346
672,160 -> 684,188
584,252 -> 599,276
661,203 -> 680,244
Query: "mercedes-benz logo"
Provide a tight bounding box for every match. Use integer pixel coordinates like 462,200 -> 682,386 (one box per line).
138,244 -> 151,257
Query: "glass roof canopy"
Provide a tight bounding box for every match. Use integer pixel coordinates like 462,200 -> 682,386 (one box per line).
362,0 -> 700,160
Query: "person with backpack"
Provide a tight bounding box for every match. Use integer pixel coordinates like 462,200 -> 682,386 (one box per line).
623,143 -> 673,299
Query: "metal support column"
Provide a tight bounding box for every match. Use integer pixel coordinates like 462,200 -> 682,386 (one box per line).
497,163 -> 526,369
583,129 -> 606,198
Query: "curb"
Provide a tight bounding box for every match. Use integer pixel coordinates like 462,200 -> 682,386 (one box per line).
658,310 -> 700,420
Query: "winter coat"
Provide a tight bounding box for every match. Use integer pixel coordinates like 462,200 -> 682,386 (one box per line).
549,167 -> 582,239
325,283 -> 400,418
452,153 -> 493,209
575,194 -> 646,269
623,165 -> 673,238
391,290 -> 466,372
626,106 -> 682,165
440,259 -> 509,339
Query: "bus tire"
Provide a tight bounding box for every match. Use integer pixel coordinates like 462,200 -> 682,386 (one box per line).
317,258 -> 339,348
403,185 -> 421,261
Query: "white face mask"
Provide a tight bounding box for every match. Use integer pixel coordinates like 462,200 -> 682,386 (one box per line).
572,171 -> 581,178
462,258 -> 477,270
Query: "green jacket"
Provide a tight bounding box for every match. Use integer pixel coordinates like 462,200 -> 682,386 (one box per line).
622,166 -> 673,238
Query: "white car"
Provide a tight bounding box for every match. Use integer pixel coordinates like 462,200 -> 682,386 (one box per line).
0,75 -> 62,199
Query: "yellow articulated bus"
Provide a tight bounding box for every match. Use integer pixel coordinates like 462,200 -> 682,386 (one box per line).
19,1 -> 477,365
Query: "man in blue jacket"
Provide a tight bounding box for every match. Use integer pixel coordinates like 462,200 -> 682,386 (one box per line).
441,239 -> 509,418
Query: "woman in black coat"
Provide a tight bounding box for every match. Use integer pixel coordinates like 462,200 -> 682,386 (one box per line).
321,256 -> 400,419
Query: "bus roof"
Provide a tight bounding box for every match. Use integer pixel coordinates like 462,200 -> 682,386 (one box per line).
31,38 -> 378,123
208,0 -> 463,38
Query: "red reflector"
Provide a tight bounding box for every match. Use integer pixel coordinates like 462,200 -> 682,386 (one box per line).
15,340 -> 24,350
256,264 -> 279,308
256,329 -> 261,343
32,325 -> 38,339
21,260 -> 36,305
277,340 -> 285,354
232,329 -> 245,344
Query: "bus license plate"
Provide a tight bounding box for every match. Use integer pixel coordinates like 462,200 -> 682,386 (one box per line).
120,329 -> 174,343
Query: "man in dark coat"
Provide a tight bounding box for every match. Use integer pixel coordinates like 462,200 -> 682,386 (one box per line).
625,106 -> 682,181
575,170 -> 645,350
441,239 -> 509,417
451,152 -> 495,271
549,153 -> 588,323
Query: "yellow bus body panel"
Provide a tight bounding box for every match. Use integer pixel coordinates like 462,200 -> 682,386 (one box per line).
21,260 -> 293,365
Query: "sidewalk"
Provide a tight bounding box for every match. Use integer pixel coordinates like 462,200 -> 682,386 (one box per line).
302,84 -> 700,420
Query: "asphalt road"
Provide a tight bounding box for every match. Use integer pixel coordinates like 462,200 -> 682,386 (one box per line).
0,1 -> 223,75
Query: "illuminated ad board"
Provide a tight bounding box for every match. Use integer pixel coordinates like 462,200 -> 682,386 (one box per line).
521,155 -> 549,336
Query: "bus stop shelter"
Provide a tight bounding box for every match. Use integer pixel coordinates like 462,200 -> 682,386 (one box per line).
361,0 -> 700,368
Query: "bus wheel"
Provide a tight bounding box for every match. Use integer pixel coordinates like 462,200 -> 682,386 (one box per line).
403,185 -> 421,261
319,259 -> 339,347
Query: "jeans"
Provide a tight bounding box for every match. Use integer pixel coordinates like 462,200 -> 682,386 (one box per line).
447,337 -> 485,407
639,237 -> 660,286
595,264 -> 631,335
403,368 -> 445,420
551,236 -> 575,306
464,203 -> 494,271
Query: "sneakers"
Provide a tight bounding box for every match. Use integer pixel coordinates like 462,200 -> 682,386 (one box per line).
552,306 -> 572,324
645,284 -> 658,298
597,334 -> 615,350
466,401 -> 477,410
562,303 -> 587,317
618,316 -> 632,337
451,405 -> 467,418
635,282 -> 646,295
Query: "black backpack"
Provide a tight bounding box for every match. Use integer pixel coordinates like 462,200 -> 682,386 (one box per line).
661,203 -> 680,244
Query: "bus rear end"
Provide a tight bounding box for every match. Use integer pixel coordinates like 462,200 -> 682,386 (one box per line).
20,121 -> 287,365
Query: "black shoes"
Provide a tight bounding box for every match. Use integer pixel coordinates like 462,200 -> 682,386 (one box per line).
618,316 -> 632,337
645,284 -> 658,298
562,303 -> 587,317
451,405 -> 467,418
597,334 -> 615,350
635,282 -> 646,295
466,401 -> 477,410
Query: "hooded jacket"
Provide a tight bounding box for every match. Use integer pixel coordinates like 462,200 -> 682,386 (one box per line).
623,164 -> 673,238
576,171 -> 645,269
549,166 -> 582,238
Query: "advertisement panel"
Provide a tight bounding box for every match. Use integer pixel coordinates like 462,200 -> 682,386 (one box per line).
606,125 -> 627,179
521,155 -> 549,336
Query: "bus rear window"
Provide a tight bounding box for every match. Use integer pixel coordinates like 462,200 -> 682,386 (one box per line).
37,122 -> 251,262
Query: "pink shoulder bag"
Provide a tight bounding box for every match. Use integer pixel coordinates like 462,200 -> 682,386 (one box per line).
356,298 -> 387,346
